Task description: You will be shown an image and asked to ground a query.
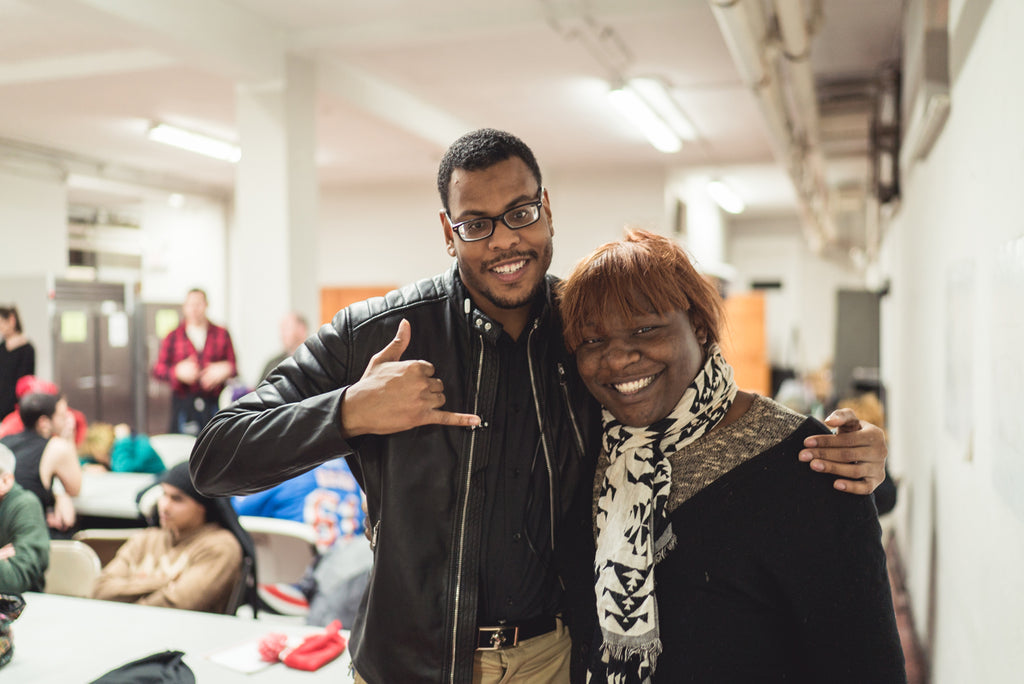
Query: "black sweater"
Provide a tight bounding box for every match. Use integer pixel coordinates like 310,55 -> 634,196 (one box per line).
594,396 -> 906,684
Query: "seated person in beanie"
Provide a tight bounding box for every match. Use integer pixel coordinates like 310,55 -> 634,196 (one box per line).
0,443 -> 50,594
91,462 -> 243,613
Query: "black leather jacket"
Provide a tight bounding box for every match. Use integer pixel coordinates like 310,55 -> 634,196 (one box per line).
191,265 -> 600,683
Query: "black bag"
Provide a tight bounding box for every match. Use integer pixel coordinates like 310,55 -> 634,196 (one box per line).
0,593 -> 26,669
88,650 -> 195,684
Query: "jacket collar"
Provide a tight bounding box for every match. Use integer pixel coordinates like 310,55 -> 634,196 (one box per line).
446,262 -> 554,345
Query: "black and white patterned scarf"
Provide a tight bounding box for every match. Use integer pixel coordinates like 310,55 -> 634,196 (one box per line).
590,344 -> 737,684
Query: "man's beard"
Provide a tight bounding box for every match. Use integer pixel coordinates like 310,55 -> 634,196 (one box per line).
462,242 -> 552,311
484,276 -> 547,310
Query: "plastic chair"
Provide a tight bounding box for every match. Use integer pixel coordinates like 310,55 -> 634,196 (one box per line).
238,516 -> 318,585
224,555 -> 256,616
146,433 -> 197,468
44,539 -> 102,597
72,528 -> 143,567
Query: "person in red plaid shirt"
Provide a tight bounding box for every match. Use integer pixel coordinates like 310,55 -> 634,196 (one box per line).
152,288 -> 237,435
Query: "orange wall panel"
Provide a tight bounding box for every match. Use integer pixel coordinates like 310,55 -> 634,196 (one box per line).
719,292 -> 771,396
319,286 -> 397,326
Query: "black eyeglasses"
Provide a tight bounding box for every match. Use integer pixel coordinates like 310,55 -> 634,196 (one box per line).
448,189 -> 544,242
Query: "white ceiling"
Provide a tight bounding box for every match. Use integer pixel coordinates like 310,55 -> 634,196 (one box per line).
0,0 -> 903,222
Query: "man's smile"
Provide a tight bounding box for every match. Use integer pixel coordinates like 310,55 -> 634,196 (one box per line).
491,259 -> 527,275
483,252 -> 536,283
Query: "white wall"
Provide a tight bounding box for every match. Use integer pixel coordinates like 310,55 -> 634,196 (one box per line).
0,163 -> 68,382
880,0 -> 1024,681
728,215 -> 865,375
542,166 -> 668,277
0,164 -> 67,275
140,197 -> 229,319
318,180 -> 450,288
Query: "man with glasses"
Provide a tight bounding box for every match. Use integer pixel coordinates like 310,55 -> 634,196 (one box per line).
191,128 -> 889,683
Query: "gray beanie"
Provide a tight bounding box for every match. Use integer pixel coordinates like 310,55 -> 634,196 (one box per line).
160,462 -> 221,524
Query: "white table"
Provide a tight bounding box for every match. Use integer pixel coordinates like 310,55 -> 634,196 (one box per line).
72,471 -> 157,519
5,592 -> 353,683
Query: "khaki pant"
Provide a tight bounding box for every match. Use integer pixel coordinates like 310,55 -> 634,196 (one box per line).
473,618 -> 570,684
353,618 -> 571,684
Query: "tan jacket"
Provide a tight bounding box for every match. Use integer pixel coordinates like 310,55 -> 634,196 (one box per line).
91,522 -> 241,613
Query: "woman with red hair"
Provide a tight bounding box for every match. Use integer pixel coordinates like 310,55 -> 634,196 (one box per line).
559,230 -> 905,683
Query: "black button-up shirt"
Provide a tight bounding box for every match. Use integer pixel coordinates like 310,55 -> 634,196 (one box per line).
477,327 -> 561,625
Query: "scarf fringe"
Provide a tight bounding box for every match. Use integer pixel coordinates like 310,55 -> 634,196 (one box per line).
653,531 -> 677,564
599,638 -> 664,664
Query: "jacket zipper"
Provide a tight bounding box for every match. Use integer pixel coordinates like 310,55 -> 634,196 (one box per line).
369,520 -> 381,551
449,338 -> 485,683
557,362 -> 587,457
526,320 -> 557,552
554,361 -> 586,593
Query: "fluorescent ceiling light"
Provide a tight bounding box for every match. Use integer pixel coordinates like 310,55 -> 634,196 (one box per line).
608,84 -> 682,154
147,123 -> 241,163
706,180 -> 746,214
628,77 -> 698,141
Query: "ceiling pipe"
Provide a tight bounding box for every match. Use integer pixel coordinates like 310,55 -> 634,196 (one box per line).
709,0 -> 836,250
775,0 -> 837,245
775,0 -> 818,144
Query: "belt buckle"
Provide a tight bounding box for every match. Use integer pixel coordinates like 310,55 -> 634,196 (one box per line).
477,625 -> 519,650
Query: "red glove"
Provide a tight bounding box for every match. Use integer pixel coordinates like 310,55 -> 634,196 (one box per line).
281,620 -> 347,672
257,632 -> 288,662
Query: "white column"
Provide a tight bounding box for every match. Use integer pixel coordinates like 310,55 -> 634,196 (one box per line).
230,56 -> 318,385
682,174 -> 728,275
0,163 -> 68,275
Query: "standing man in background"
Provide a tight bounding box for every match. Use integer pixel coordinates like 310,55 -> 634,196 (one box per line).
259,311 -> 310,382
152,289 -> 237,436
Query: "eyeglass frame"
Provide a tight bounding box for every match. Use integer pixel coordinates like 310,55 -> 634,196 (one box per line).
446,188 -> 546,242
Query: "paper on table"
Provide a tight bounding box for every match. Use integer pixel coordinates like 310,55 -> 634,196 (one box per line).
206,634 -> 303,674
